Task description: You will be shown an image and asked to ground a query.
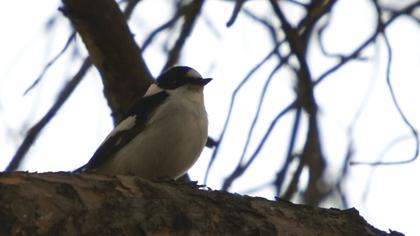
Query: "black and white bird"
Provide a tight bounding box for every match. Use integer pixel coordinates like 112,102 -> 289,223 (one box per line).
76,66 -> 212,179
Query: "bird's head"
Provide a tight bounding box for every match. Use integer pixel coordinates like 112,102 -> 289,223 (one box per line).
156,66 -> 212,90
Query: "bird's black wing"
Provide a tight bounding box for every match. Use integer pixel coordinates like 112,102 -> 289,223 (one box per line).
74,91 -> 169,172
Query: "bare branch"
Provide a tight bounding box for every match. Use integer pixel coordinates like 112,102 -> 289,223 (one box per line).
274,107 -> 302,196
61,0 -> 153,123
221,61 -> 286,190
204,44 -> 281,183
236,61 -> 285,166
282,153 -> 305,201
351,0 -> 419,166
269,0 -> 327,205
315,1 -> 420,85
162,0 -> 205,71
5,59 -> 92,172
226,0 -> 245,27
360,135 -> 414,202
316,15 -> 369,61
141,4 -> 190,50
24,32 -> 76,95
269,0 -> 316,113
222,101 -> 297,191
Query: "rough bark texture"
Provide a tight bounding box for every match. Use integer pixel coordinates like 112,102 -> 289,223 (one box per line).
0,172 -> 400,236
61,0 -> 153,123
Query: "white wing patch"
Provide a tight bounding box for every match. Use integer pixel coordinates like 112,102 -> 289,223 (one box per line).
103,115 -> 137,143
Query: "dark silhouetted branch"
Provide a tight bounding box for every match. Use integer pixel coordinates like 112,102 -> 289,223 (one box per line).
237,61 -> 285,165
274,107 -> 302,196
5,59 -> 92,171
226,0 -> 245,27
24,32 -> 76,95
282,153 -> 305,201
61,0 -> 153,123
351,0 -> 419,166
162,0 -> 205,71
204,44 -> 281,183
315,1 -> 420,85
222,101 -> 297,191
141,4 -> 190,50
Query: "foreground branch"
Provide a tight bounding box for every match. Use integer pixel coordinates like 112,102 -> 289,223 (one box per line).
0,172 -> 399,235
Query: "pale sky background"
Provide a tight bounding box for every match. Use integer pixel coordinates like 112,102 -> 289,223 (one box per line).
1,0 -> 419,235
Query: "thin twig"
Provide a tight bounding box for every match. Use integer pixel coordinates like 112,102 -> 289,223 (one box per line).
274,107 -> 302,196
162,0 -> 205,71
282,153 -> 305,201
315,1 -> 420,85
351,0 -> 419,165
226,0 -> 245,27
237,60 -> 286,165
222,101 -> 297,191
316,15 -> 369,61
201,14 -> 222,39
5,59 -> 92,171
204,44 -> 281,184
23,33 -> 76,95
242,8 -> 283,59
141,4 -> 189,50
360,135 -> 413,202
285,0 -> 308,7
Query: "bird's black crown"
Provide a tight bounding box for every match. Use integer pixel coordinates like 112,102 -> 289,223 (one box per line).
157,66 -> 211,89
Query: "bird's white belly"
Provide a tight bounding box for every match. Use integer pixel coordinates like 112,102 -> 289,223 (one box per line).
98,97 -> 208,179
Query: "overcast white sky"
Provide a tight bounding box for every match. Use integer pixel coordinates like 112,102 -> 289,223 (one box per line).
1,0 -> 419,235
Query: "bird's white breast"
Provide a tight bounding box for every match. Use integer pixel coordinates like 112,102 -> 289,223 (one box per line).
97,86 -> 208,179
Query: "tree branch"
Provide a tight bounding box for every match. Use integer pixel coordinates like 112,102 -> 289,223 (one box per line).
5,59 -> 92,172
162,0 -> 205,71
61,0 -> 153,123
0,172 -> 396,236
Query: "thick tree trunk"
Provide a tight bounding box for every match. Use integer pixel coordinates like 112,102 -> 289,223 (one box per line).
61,0 -> 153,124
0,172 -> 399,236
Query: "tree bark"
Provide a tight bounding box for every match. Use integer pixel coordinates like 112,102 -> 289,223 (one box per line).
61,0 -> 153,124
0,172 -> 400,236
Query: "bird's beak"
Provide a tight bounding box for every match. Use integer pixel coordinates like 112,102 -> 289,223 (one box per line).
197,78 -> 212,86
